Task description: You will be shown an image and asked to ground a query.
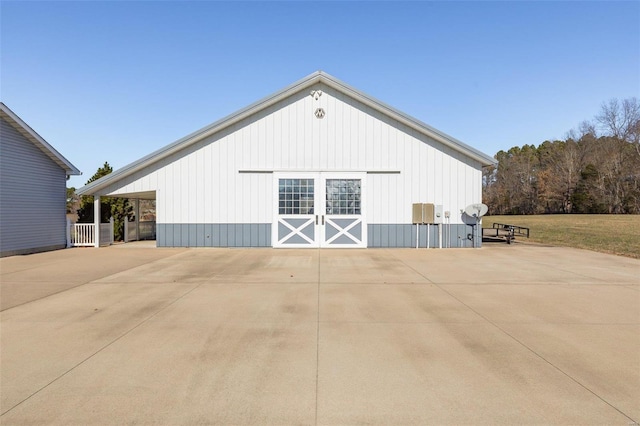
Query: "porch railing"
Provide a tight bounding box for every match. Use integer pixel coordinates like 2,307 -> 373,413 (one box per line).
67,218 -> 114,247
70,223 -> 95,246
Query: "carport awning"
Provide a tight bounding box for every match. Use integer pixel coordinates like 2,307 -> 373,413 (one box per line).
99,191 -> 156,200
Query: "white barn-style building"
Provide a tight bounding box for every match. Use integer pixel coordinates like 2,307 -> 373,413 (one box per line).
78,72 -> 495,248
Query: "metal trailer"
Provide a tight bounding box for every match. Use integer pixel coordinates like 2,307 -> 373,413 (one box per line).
482,223 -> 530,244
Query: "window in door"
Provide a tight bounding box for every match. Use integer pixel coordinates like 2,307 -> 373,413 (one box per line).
325,179 -> 361,215
278,179 -> 315,215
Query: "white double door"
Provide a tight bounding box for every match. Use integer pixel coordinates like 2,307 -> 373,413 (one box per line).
273,172 -> 366,248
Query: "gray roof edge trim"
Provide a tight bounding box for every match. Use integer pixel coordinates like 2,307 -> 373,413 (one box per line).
0,103 -> 82,175
318,75 -> 496,166
77,72 -> 325,196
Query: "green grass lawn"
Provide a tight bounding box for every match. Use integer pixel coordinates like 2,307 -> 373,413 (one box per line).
483,215 -> 640,259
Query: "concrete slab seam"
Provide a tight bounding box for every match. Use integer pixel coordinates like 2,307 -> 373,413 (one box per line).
0,252 -> 85,276
1,280 -> 89,313
0,250 -> 191,313
528,260 -> 610,284
0,279 -> 205,417
388,251 -> 639,424
315,248 -> 321,426
1,262 -> 60,277
0,241 -> 250,418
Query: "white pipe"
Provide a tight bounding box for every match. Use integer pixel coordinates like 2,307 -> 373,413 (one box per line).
446,218 -> 449,248
427,224 -> 430,249
416,224 -> 419,249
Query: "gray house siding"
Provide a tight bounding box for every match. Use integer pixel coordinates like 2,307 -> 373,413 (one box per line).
0,117 -> 68,257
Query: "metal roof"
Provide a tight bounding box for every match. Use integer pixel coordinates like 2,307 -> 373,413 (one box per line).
78,71 -> 496,196
0,102 -> 81,176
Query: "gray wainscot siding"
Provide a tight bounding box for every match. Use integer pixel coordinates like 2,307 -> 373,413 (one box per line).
367,224 -> 479,248
157,223 -> 478,248
157,224 -> 272,247
0,117 -> 67,257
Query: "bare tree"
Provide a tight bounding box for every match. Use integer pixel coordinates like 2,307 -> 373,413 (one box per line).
538,139 -> 586,212
596,98 -> 640,149
485,97 -> 640,215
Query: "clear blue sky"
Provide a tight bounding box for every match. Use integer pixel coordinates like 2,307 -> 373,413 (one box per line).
2,1 -> 638,189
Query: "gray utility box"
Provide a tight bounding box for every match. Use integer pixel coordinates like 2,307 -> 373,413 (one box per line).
412,203 -> 443,224
412,203 -> 425,224
434,204 -> 443,224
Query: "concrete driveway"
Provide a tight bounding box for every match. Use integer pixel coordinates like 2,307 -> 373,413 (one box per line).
1,244 -> 639,425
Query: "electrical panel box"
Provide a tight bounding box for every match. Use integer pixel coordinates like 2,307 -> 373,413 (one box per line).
413,203 -> 445,224
434,205 -> 443,224
422,203 -> 435,224
412,203 -> 424,224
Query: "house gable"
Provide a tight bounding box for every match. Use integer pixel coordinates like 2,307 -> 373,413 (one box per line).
78,71 -> 494,197
0,103 -> 80,177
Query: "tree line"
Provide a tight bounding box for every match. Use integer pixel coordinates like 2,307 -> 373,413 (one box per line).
483,98 -> 640,214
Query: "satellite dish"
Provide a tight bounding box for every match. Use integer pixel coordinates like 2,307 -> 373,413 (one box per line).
464,203 -> 488,218
464,203 -> 488,249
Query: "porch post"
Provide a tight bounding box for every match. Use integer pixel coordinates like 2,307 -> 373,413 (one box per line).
135,198 -> 140,241
94,196 -> 101,248
109,216 -> 114,245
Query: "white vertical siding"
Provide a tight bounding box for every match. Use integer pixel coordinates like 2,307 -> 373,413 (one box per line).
99,83 -> 482,227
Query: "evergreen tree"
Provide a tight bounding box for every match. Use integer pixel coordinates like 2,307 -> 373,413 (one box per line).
66,187 -> 77,214
76,162 -> 132,241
